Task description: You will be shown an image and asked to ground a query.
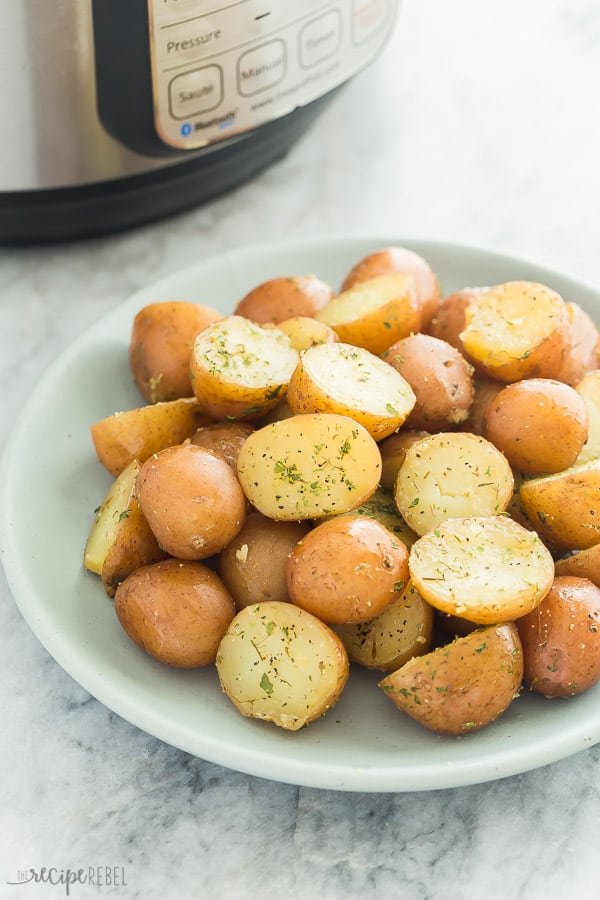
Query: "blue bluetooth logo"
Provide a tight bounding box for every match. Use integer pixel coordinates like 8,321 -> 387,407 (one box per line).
180,123 -> 192,136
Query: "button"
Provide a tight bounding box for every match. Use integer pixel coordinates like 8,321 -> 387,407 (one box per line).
299,10 -> 342,69
352,0 -> 390,45
168,65 -> 223,119
237,39 -> 287,97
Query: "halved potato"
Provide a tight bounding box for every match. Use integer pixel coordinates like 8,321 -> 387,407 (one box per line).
315,272 -> 422,354
275,316 -> 339,352
91,397 -> 212,477
84,459 -> 168,596
519,460 -> 600,550
408,515 -> 555,624
236,413 -> 381,520
459,281 -> 569,382
335,580 -> 434,670
215,600 -> 349,730
379,623 -> 523,735
287,342 -> 416,441
190,315 -> 299,420
395,432 -> 514,536
575,370 -> 600,464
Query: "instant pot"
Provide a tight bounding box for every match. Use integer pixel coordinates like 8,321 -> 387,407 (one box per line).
0,0 -> 398,242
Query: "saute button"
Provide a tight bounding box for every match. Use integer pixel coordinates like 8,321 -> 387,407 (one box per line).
168,65 -> 223,119
352,0 -> 390,45
299,10 -> 342,69
237,40 -> 287,96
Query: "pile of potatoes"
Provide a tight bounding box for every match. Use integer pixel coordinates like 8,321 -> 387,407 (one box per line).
84,246 -> 600,736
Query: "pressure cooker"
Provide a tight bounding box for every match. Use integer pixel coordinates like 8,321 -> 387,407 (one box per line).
0,0 -> 398,242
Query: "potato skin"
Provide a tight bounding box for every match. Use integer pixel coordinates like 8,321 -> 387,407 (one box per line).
484,378 -> 589,475
519,460 -> 600,550
115,559 -> 235,667
379,623 -> 523,735
555,545 -> 600,587
218,513 -> 310,609
517,576 -> 600,697
136,444 -> 246,559
129,301 -> 221,403
287,515 -> 409,624
382,334 -> 474,430
234,275 -> 333,323
428,287 -> 488,352
190,421 -> 254,470
556,302 -> 600,386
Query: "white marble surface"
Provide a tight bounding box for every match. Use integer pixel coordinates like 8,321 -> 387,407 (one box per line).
2,1 -> 600,897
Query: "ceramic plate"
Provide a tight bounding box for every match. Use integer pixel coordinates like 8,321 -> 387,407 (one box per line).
2,235 -> 600,792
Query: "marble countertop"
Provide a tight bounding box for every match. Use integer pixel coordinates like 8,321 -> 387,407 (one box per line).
2,1 -> 600,897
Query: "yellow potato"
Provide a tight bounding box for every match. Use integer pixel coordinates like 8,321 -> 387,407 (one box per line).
275,316 -> 339,352
233,275 -> 333,323
315,272 -> 422,354
556,303 -> 600,386
335,579 -> 434,670
190,315 -> 299,420
379,623 -> 523,735
459,281 -> 569,382
215,600 -> 349,730
287,342 -> 416,441
395,432 -> 514,536
555,544 -> 600,587
83,459 -> 168,597
136,444 -> 246,559
575,370 -> 600,464
519,460 -> 600,550
91,397 -> 212,477
236,413 -> 381,520
408,515 -> 555,624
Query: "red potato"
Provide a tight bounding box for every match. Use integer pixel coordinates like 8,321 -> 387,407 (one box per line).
517,576 -> 600,697
234,275 -> 333,323
190,421 -> 254,470
556,302 -> 600,386
428,287 -> 488,353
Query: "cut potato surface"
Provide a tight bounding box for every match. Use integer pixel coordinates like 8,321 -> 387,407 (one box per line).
408,515 -> 555,624
459,281 -> 569,382
215,601 -> 349,730
315,272 -> 421,355
236,413 -> 381,520
275,316 -> 339,352
379,623 -> 523,735
190,315 -> 299,420
395,432 -> 514,536
519,460 -> 600,550
287,342 -> 416,440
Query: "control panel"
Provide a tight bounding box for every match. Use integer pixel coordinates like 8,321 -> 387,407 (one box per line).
147,0 -> 398,149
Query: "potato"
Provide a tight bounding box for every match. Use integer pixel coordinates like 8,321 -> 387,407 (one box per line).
483,378 -> 589,475
215,600 -> 349,730
189,315 -> 299,420
236,413 -> 381,520
382,334 -> 474,431
575,369 -> 600,464
555,544 -> 600,587
461,378 -> 504,436
287,342 -> 416,441
395,432 -> 514,536
91,397 -> 212,477
287,515 -> 409,624
256,399 -> 294,426
556,302 -> 600,386
84,459 -> 168,597
408,515 -> 555,624
114,559 -> 235,667
340,246 -> 440,327
136,444 -> 246,559
190,421 -> 254,469
275,316 -> 339,352
379,430 -> 430,490
217,513 -> 310,609
427,287 -> 488,352
129,301 -> 221,403
335,580 -> 434,670
519,460 -> 600,550
338,486 -> 419,548
379,623 -> 523,735
459,281 -> 569,382
517,576 -> 600,697
315,272 -> 422,354
233,275 -> 334,323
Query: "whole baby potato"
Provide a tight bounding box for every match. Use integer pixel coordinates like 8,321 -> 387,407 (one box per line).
218,513 -> 311,609
484,378 -> 589,475
115,559 -> 235,667
517,576 -> 600,697
234,275 -> 333,323
382,333 -> 474,430
136,444 -> 246,559
287,515 -> 409,624
129,301 -> 221,403
190,421 -> 254,470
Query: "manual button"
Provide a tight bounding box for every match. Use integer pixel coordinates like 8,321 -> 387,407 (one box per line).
237,40 -> 286,97
168,65 -> 223,120
299,10 -> 342,69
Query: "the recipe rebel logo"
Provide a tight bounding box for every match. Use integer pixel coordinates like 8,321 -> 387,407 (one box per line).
6,866 -> 128,895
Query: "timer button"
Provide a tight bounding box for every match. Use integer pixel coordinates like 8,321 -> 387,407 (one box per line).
168,65 -> 224,119
237,39 -> 287,97
299,10 -> 342,69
